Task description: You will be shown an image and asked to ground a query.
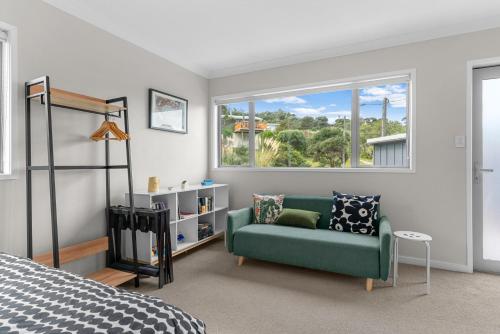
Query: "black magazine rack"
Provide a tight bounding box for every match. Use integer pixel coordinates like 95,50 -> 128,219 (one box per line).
108,206 -> 173,288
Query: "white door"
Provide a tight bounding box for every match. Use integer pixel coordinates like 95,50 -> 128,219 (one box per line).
473,66 -> 500,273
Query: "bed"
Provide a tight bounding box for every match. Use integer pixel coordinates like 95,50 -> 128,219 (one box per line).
0,253 -> 205,333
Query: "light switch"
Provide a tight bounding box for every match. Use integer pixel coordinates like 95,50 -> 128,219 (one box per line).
455,135 -> 465,148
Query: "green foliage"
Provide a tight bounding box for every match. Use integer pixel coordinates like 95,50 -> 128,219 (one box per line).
256,110 -> 301,131
220,105 -> 247,117
222,145 -> 249,166
273,144 -> 310,167
260,130 -> 275,140
255,136 -> 280,167
300,116 -> 315,130
309,127 -> 350,167
222,125 -> 233,138
277,130 -> 307,153
256,109 -> 293,123
221,107 -> 406,168
331,117 -> 351,132
314,116 -> 329,129
276,116 -> 300,131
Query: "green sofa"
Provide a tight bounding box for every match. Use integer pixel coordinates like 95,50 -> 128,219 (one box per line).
226,195 -> 392,291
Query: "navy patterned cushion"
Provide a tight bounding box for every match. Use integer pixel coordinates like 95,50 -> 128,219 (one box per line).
329,191 -> 381,235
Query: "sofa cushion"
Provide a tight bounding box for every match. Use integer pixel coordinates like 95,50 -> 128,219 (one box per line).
283,195 -> 333,230
275,208 -> 320,229
330,191 -> 381,236
253,194 -> 285,224
233,224 -> 380,278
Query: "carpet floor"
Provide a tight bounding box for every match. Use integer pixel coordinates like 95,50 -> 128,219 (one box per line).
127,240 -> 500,334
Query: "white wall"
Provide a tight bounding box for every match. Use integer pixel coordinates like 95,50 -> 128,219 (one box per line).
209,27 -> 500,271
0,0 -> 208,274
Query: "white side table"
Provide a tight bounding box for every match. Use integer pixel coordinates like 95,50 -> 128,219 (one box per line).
393,231 -> 432,294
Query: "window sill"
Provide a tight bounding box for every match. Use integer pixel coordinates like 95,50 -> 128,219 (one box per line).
212,167 -> 415,174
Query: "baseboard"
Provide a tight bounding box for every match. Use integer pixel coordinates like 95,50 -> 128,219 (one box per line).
398,255 -> 472,273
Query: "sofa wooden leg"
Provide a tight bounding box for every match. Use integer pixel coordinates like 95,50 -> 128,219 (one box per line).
366,278 -> 373,292
237,256 -> 245,266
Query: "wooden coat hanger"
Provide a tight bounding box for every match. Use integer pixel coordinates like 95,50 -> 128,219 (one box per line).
90,120 -> 129,141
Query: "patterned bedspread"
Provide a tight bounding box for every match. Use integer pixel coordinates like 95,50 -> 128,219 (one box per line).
0,253 -> 205,333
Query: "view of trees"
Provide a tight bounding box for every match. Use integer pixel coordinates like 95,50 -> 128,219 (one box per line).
220,103 -> 406,168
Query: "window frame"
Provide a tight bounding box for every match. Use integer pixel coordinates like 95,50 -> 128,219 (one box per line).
211,69 -> 416,173
0,22 -> 17,179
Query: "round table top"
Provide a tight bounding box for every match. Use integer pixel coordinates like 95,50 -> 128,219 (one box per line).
394,230 -> 432,241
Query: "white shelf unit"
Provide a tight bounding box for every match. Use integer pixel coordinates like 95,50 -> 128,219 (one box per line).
123,184 -> 228,264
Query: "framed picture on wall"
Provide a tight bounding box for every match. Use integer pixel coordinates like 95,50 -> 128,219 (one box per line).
149,89 -> 188,134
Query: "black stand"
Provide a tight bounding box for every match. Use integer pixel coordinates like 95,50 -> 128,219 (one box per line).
108,206 -> 173,288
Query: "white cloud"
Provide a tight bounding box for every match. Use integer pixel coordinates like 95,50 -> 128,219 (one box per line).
292,106 -> 326,115
360,94 -> 407,108
389,94 -> 407,108
265,96 -> 306,104
359,95 -> 384,103
362,86 -> 390,96
329,103 -> 337,107
388,84 -> 407,94
324,110 -> 351,117
360,84 -> 408,108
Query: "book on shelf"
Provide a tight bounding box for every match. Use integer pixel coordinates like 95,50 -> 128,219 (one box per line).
152,201 -> 167,210
178,211 -> 196,220
198,222 -> 214,240
198,196 -> 213,214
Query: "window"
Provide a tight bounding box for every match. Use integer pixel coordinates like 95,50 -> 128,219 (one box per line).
219,102 -> 250,166
0,27 -> 12,176
214,72 -> 413,170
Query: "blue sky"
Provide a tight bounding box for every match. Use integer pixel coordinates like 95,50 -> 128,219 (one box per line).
227,83 -> 408,124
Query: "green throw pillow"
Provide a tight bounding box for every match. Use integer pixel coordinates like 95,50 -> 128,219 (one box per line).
275,208 -> 321,229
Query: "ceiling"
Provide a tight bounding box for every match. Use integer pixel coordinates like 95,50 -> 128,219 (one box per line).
44,0 -> 500,78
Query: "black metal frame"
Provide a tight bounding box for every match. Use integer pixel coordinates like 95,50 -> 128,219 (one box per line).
25,76 -> 139,285
108,206 -> 173,288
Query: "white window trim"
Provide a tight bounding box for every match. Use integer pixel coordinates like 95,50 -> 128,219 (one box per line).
0,22 -> 17,180
211,69 -> 416,173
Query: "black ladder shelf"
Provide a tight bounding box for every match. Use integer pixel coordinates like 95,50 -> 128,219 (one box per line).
25,75 -> 140,286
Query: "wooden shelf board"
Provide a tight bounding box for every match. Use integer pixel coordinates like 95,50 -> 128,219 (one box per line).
35,236 -> 135,287
29,85 -> 126,114
34,236 -> 109,267
86,268 -> 136,287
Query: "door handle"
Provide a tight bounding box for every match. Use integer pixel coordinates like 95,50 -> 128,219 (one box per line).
480,168 -> 494,172
474,162 -> 494,184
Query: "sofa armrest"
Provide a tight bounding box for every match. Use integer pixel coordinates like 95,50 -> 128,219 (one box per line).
226,207 -> 253,253
378,216 -> 393,281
